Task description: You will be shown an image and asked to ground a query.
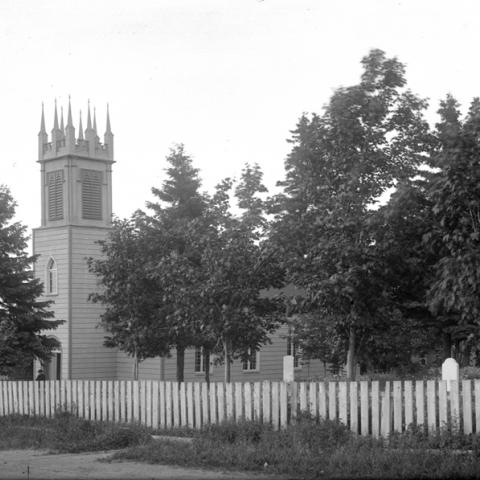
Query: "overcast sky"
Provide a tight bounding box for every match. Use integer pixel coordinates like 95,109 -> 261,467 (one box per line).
2,0 -> 480,240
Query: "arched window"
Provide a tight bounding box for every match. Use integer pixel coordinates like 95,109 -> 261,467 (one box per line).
46,257 -> 58,295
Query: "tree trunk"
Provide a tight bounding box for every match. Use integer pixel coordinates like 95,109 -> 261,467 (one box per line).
224,338 -> 231,383
176,345 -> 185,382
132,352 -> 139,380
204,349 -> 210,386
442,332 -> 452,359
346,326 -> 356,381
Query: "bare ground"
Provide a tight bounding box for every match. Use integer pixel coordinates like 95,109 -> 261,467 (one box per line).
0,449 -> 279,480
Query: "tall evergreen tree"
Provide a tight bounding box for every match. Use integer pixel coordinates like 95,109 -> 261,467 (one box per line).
146,145 -> 207,382
0,186 -> 62,377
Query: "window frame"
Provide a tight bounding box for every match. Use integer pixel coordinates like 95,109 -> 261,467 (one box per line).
242,348 -> 260,373
45,257 -> 58,296
194,346 -> 210,374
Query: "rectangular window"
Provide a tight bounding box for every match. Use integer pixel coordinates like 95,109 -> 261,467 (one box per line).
287,334 -> 301,368
47,170 -> 64,221
194,347 -> 209,373
242,348 -> 259,371
81,169 -> 103,220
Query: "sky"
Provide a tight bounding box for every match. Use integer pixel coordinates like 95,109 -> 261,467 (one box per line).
2,0 -> 480,242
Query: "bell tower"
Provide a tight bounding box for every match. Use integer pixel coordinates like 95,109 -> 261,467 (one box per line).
33,98 -> 117,380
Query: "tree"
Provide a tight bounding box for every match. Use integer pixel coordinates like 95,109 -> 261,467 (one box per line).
0,185 -> 62,377
271,50 -> 431,378
88,215 -> 170,379
426,95 -> 480,364
195,164 -> 284,382
145,144 -> 208,382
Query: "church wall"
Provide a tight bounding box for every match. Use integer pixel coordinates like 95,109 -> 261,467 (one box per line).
114,324 -> 326,382
69,226 -> 117,379
33,226 -> 70,380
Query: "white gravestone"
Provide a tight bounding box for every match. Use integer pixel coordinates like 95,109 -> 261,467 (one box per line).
283,355 -> 294,382
442,357 -> 459,392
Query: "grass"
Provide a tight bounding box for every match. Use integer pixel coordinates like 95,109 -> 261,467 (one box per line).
0,411 -> 152,453
110,417 -> 480,479
3,413 -> 480,478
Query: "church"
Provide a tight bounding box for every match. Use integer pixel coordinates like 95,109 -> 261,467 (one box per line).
33,100 -> 325,382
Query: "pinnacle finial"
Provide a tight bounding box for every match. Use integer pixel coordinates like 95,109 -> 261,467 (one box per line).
78,110 -> 84,140
67,96 -> 73,126
60,106 -> 65,132
87,100 -> 92,130
40,102 -> 46,133
105,103 -> 112,134
93,106 -> 97,133
53,99 -> 59,130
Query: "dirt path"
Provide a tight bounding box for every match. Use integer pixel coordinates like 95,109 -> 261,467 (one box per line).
0,449 -> 277,479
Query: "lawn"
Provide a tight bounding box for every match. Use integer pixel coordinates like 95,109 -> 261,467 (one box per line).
2,412 -> 480,478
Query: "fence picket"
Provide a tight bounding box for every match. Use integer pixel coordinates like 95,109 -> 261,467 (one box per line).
253,382 -> 261,421
97,381 -> 104,422
271,382 -> 279,430
201,382 -> 209,426
426,380 -> 436,433
371,381 -> 380,438
244,382 -> 252,421
77,381 -> 83,419
173,382 -> 180,427
179,382 -> 187,426
450,381 -> 460,432
225,382 -> 234,420
350,382 -> 358,434
29,381 -> 35,415
139,380 -> 146,425
280,381 -> 288,429
209,382 -> 216,424
217,382 -> 225,423
262,381 -> 270,424
151,381 -> 159,428
462,380 -> 472,434
299,382 -> 307,413
393,381 -> 402,433
309,382 -> 317,419
114,381 -> 120,424
328,382 -> 336,421
194,382 -> 201,428
439,380 -> 447,428
18,381 -> 24,416
475,380 -> 480,435
234,382 -> 243,421
381,381 -> 391,437
361,381 -> 369,435
186,382 -> 194,428
415,381 -> 424,430
159,381 -> 165,428
338,382 -> 347,426
318,382 -> 326,419
404,381 -> 413,429
165,381 -> 173,428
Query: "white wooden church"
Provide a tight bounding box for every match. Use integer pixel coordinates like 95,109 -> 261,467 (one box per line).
33,100 -> 325,382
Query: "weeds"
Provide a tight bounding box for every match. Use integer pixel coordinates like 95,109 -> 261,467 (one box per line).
0,412 -> 151,453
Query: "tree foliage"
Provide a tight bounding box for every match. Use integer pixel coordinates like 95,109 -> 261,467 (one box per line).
271,49 -> 431,378
0,186 -> 62,377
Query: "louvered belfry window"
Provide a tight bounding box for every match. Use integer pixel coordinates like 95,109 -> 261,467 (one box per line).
81,169 -> 103,220
47,170 -> 64,221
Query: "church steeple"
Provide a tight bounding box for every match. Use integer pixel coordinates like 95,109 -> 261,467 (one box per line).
37,98 -> 114,162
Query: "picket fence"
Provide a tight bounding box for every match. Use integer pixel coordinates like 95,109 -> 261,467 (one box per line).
1,379 -> 480,437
